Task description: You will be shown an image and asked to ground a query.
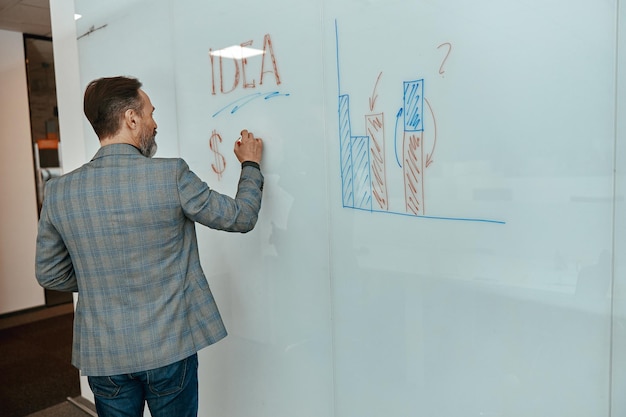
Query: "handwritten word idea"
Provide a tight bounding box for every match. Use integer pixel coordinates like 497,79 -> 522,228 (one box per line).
209,34 -> 281,95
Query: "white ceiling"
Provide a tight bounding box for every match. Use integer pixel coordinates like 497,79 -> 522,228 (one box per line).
0,0 -> 51,37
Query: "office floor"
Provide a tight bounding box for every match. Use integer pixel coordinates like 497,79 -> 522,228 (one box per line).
25,397 -> 95,417
0,303 -> 83,417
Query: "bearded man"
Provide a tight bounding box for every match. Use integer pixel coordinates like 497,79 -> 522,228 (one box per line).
35,76 -> 264,417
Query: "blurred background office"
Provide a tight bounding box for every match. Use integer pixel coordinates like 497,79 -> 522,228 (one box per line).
0,1 -> 85,416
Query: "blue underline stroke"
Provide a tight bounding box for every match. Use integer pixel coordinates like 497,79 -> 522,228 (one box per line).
212,91 -> 291,118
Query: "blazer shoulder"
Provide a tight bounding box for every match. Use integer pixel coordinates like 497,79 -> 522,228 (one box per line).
151,156 -> 186,165
150,157 -> 189,173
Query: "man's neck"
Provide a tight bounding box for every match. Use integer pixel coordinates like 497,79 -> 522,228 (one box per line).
100,133 -> 137,148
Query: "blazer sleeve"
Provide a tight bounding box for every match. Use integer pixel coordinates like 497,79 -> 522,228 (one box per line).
35,186 -> 78,292
177,159 -> 264,232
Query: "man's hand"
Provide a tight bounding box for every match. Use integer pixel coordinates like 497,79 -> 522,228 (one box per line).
234,129 -> 263,164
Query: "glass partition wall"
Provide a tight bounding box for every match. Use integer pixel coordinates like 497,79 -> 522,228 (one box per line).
67,1 -> 623,416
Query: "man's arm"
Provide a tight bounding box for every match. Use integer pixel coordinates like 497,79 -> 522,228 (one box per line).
179,129 -> 264,232
35,192 -> 78,292
177,159 -> 263,232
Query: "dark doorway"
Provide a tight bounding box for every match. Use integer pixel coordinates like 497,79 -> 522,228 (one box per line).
24,34 -> 72,307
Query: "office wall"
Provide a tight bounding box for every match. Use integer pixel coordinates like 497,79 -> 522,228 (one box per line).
56,1 -> 622,416
48,0 -> 90,399
0,29 -> 45,315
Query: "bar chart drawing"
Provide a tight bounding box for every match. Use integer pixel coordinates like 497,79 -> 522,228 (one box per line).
334,20 -> 505,224
401,79 -> 426,215
339,78 -> 433,215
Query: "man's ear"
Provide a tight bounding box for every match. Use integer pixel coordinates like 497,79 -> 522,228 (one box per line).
124,108 -> 138,130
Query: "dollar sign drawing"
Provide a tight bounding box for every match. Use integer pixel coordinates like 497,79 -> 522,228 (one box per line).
209,129 -> 227,180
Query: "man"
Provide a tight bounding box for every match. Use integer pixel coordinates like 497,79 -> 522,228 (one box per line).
35,76 -> 264,417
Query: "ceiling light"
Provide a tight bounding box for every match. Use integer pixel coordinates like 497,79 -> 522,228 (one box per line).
210,45 -> 264,60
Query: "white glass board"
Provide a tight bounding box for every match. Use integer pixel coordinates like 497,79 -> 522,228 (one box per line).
69,0 -> 619,416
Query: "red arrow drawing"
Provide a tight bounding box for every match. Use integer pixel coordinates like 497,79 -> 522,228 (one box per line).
369,72 -> 383,112
424,97 -> 437,168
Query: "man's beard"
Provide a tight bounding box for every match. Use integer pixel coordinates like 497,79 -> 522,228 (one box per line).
139,129 -> 157,158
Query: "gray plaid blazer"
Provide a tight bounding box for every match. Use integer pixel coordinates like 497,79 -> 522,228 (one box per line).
35,144 -> 263,376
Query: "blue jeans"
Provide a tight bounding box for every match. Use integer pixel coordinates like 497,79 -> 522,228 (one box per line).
87,354 -> 198,417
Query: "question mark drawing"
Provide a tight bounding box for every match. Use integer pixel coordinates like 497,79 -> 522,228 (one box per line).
437,42 -> 452,76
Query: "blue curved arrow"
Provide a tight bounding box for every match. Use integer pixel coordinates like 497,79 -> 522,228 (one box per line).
394,107 -> 403,168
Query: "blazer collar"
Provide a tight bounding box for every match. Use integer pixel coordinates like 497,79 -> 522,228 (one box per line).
91,143 -> 144,161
